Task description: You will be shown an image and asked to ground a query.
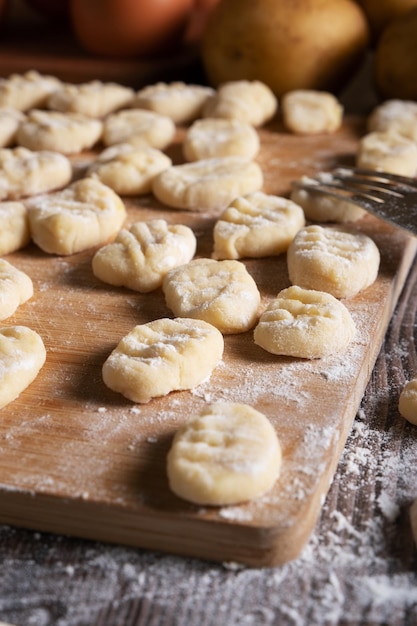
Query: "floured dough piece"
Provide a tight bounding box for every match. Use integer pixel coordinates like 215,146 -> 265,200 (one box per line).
0,147 -> 72,200
102,317 -> 224,403
0,201 -> 30,254
133,81 -> 215,124
0,109 -> 26,148
367,99 -> 417,143
0,325 -> 46,409
87,143 -> 172,195
102,109 -> 175,149
92,218 -> 196,292
290,175 -> 366,223
27,177 -> 126,255
398,378 -> 417,425
203,80 -> 277,127
16,109 -> 103,154
281,90 -> 343,135
287,225 -> 380,299
183,118 -> 260,161
0,70 -> 61,111
0,259 -> 33,320
213,191 -> 305,260
254,285 -> 356,359
47,80 -> 134,118
152,156 -> 263,212
163,258 -> 260,334
356,131 -> 417,176
167,402 -> 282,506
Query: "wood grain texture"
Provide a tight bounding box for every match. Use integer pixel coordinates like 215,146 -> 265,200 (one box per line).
0,117 -> 416,568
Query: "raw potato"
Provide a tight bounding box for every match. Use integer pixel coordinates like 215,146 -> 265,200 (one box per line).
360,0 -> 417,39
202,0 -> 369,97
374,8 -> 417,100
167,402 -> 282,506
102,317 -> 224,404
0,325 -> 46,409
287,225 -> 380,299
254,285 -> 356,359
398,378 -> 417,425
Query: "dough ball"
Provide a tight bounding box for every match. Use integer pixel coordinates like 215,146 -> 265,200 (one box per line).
167,402 -> 282,506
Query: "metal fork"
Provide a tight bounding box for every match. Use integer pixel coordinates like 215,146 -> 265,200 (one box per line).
292,166 -> 417,236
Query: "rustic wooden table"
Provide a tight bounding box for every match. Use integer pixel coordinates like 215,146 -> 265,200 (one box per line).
1,260 -> 417,626
1,6 -> 417,625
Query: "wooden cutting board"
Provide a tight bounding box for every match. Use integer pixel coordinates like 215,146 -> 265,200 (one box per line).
0,116 -> 415,568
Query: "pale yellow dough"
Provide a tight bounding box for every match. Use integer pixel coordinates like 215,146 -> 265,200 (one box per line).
0,109 -> 26,148
183,118 -> 260,161
27,178 -> 126,255
92,218 -> 196,292
102,317 -> 224,404
398,378 -> 417,425
16,109 -> 103,155
356,131 -> 417,176
47,80 -> 134,117
167,402 -> 282,506
281,90 -> 343,135
0,147 -> 72,200
87,143 -> 172,196
254,285 -> 356,359
203,80 -> 278,127
367,99 -> 417,143
0,202 -> 30,254
290,175 -> 366,223
152,156 -> 263,212
287,225 -> 380,299
162,258 -> 261,334
0,70 -> 61,111
133,81 -> 215,124
0,325 -> 46,409
0,259 -> 33,320
102,109 -> 175,149
212,191 -> 305,260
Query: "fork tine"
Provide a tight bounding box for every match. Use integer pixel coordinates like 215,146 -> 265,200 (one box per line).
292,166 -> 417,236
293,180 -> 387,211
333,166 -> 417,191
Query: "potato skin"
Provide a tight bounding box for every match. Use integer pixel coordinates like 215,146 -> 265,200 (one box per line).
201,0 -> 370,97
374,8 -> 417,100
359,0 -> 417,41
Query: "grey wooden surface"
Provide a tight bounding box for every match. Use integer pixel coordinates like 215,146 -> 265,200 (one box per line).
1,254 -> 417,626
